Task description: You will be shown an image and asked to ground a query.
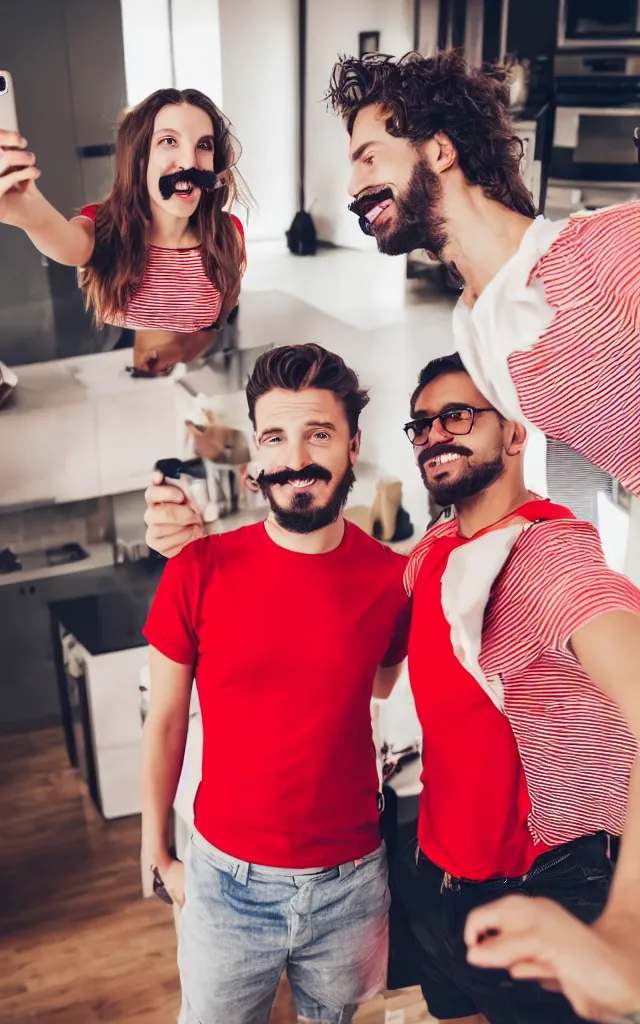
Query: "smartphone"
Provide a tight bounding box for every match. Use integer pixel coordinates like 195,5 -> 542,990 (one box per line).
0,71 -> 20,135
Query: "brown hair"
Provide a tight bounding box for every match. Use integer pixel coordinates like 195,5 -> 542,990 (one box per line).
326,50 -> 536,218
246,344 -> 370,437
79,88 -> 248,326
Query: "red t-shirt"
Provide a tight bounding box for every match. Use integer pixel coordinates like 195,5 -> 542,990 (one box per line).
143,521 -> 410,868
408,502 -> 556,880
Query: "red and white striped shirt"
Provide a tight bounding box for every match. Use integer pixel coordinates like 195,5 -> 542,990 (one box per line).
79,205 -> 244,332
405,506 -> 640,847
511,202 -> 640,495
454,201 -> 640,495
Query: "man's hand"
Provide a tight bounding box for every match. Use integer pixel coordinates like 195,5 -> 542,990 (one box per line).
465,894 -> 640,1023
0,131 -> 41,225
144,472 -> 204,558
157,857 -> 186,907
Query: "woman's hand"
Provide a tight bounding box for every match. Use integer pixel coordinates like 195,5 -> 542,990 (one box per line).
0,131 -> 41,226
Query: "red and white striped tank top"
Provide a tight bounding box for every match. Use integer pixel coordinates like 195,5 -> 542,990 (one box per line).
454,202 -> 639,496
79,205 -> 244,332
510,202 -> 640,494
405,503 -> 640,847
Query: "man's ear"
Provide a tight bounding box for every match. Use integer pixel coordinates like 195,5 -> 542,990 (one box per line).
426,132 -> 457,175
350,430 -> 361,464
504,420 -> 527,457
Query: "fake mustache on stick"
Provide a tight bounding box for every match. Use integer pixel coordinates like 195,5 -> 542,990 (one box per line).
158,167 -> 219,200
348,186 -> 394,236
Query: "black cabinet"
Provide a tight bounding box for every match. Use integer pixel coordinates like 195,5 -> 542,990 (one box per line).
0,569 -> 117,728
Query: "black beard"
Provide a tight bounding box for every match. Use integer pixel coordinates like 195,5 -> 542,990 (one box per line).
260,464 -> 355,535
374,159 -> 448,257
158,167 -> 218,200
420,452 -> 505,507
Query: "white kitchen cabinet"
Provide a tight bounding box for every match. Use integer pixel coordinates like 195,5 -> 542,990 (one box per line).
53,588 -> 153,819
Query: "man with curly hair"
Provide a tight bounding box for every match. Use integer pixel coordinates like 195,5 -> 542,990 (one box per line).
327,49 -> 640,1024
327,51 -> 639,501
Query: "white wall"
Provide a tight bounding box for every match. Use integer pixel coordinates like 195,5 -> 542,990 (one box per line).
119,0 -> 174,107
119,0 -> 298,242
218,0 -> 298,241
172,0 -> 223,106
120,0 -> 223,107
305,0 -> 414,248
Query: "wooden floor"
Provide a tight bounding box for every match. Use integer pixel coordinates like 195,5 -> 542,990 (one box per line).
0,728 -> 433,1023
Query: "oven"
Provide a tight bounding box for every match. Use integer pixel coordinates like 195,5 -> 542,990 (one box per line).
558,0 -> 640,49
551,104 -> 640,184
549,45 -> 640,216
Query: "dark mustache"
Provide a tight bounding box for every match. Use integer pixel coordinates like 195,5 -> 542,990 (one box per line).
418,442 -> 472,467
258,464 -> 333,487
348,186 -> 394,219
158,167 -> 219,200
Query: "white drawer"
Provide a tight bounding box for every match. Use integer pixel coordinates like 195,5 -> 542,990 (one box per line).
97,740 -> 142,819
86,646 -> 150,748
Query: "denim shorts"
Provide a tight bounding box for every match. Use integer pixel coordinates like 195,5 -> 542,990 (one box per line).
178,830 -> 390,1024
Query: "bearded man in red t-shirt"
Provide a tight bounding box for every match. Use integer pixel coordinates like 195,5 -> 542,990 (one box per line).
142,343 -> 410,1024
396,353 -> 640,1024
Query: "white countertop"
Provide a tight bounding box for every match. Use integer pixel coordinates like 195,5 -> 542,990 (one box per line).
0,350 -> 183,507
3,349 -> 178,413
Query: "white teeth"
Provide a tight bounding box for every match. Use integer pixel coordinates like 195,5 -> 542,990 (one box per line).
290,479 -> 314,488
428,452 -> 462,467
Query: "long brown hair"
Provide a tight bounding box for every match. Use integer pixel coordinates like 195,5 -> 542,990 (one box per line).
79,88 -> 247,326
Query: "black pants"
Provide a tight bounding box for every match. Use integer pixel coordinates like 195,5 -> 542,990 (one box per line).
392,832 -> 613,1023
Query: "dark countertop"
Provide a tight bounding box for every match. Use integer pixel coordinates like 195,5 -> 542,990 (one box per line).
50,559 -> 164,656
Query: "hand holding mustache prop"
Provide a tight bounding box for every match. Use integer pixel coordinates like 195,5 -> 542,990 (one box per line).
158,167 -> 220,200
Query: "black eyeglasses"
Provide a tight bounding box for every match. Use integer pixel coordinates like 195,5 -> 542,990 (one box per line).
403,406 -> 495,446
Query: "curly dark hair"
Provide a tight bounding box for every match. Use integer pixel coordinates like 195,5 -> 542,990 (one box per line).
246,344 -> 370,437
326,50 -> 536,218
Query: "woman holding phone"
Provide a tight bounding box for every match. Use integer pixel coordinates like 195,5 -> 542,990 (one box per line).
0,79 -> 247,375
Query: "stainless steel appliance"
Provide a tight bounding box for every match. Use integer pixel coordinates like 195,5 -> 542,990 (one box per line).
558,0 -> 640,49
550,44 -> 640,216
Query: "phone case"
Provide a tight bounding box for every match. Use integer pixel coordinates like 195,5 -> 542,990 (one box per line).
0,71 -> 20,134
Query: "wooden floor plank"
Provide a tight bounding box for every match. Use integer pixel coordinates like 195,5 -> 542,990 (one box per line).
0,728 -> 433,1023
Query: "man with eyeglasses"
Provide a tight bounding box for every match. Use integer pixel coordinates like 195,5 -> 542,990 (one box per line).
144,350 -> 640,1024
394,353 -> 640,1024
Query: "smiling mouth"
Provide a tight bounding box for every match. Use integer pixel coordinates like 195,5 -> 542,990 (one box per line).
287,478 -> 318,490
426,452 -> 464,470
349,187 -> 394,222
173,182 -> 198,198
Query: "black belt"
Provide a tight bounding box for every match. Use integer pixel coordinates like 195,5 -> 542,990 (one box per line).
418,831 -> 611,893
